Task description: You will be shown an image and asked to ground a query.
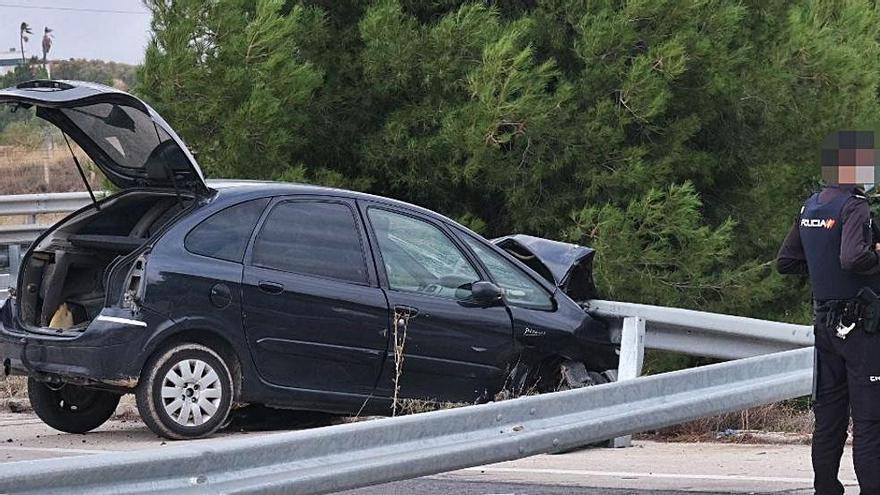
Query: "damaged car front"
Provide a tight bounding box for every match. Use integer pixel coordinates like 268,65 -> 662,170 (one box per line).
491,234 -> 619,393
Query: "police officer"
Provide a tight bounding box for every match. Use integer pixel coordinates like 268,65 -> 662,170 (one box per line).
778,136 -> 880,494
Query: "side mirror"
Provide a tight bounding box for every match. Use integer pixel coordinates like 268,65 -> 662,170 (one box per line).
469,281 -> 504,307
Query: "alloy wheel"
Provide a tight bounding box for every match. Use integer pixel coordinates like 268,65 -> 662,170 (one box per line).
160,358 -> 222,427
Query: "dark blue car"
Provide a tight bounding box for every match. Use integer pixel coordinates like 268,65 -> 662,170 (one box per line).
0,80 -> 617,439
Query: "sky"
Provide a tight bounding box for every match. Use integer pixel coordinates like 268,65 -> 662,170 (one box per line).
0,0 -> 151,64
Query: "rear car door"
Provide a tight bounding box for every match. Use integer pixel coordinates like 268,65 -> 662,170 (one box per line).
241,197 -> 389,397
363,205 -> 515,403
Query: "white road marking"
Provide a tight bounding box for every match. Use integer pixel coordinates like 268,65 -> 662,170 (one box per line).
0,446 -> 117,455
462,467 -> 814,484
0,419 -> 43,427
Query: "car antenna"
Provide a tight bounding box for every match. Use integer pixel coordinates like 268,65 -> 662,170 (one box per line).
62,132 -> 100,211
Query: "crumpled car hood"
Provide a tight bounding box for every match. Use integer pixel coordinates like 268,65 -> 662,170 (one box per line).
492,234 -> 598,302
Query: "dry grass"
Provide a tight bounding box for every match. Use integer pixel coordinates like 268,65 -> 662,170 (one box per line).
0,375 -> 26,399
395,398 -> 467,415
639,402 -> 814,443
0,145 -> 100,195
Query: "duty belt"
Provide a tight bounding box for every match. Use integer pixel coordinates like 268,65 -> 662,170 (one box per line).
824,287 -> 880,339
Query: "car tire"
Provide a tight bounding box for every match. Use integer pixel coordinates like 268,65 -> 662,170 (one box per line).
136,343 -> 234,440
550,363 -> 614,454
28,378 -> 120,434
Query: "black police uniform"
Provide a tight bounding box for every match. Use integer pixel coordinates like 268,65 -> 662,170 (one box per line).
778,185 -> 880,495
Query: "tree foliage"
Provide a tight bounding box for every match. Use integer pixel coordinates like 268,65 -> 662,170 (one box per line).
138,0 -> 880,322
50,59 -> 138,88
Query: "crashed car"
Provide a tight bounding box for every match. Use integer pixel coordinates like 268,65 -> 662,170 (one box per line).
0,80 -> 618,439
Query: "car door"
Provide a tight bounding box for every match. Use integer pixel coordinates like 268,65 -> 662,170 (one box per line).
456,230 -> 567,355
241,197 -> 389,397
363,205 -> 515,404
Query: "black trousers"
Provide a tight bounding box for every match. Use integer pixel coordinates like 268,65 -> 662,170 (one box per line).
813,307 -> 880,495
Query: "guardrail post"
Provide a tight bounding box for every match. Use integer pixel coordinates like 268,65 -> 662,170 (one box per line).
7,244 -> 20,282
610,316 -> 646,448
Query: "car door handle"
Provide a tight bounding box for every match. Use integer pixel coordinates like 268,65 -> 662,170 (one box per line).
258,281 -> 284,295
393,305 -> 420,318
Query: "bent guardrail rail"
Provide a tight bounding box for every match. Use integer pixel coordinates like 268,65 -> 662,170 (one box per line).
0,347 -> 812,495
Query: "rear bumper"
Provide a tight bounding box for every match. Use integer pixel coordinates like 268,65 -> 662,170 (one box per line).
0,300 -> 150,388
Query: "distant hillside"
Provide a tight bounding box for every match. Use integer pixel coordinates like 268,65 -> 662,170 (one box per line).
49,58 -> 137,89
0,59 -> 139,136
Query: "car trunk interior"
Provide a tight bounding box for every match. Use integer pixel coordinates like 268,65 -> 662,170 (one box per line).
18,191 -> 193,330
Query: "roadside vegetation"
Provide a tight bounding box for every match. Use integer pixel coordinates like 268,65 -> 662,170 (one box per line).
136,0 -> 879,325
136,0 -> 876,438
2,0 -> 878,439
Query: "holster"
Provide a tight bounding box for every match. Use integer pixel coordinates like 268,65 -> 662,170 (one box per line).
824,299 -> 862,330
856,287 -> 880,334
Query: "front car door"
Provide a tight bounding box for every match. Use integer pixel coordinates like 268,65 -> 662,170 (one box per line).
241,197 -> 389,398
455,230 -> 562,347
363,205 -> 515,404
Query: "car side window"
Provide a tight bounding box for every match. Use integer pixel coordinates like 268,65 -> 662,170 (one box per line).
461,233 -> 554,310
185,198 -> 269,263
368,209 -> 480,299
251,201 -> 368,284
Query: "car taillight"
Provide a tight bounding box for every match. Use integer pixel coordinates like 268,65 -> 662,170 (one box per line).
122,255 -> 147,310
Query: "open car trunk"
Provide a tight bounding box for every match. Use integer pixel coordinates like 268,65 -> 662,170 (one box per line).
18,191 -> 193,331
0,79 -> 210,332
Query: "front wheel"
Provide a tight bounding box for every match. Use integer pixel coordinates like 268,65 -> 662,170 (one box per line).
28,378 -> 120,433
136,343 -> 234,440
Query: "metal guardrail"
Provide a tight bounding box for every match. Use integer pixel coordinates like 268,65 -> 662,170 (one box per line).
0,347 -> 812,495
0,303 -> 814,494
587,299 -> 813,359
0,192 -> 103,217
0,192 -> 104,299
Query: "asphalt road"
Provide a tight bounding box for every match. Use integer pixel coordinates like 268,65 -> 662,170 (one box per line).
338,479 -> 733,494
0,408 -> 862,494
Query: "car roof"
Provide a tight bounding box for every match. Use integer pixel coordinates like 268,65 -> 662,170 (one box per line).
205,179 -> 457,226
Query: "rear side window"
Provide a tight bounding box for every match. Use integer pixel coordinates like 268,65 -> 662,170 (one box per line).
185,198 -> 269,262
251,201 -> 368,284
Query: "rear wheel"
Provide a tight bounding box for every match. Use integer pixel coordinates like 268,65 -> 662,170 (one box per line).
136,343 -> 233,440
28,378 -> 120,433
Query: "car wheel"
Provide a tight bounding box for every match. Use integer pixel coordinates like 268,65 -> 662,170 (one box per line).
550,362 -> 614,454
556,361 -> 611,391
28,378 -> 120,434
136,343 -> 233,440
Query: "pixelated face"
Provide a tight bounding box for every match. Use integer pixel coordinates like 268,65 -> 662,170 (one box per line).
822,130 -> 878,190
